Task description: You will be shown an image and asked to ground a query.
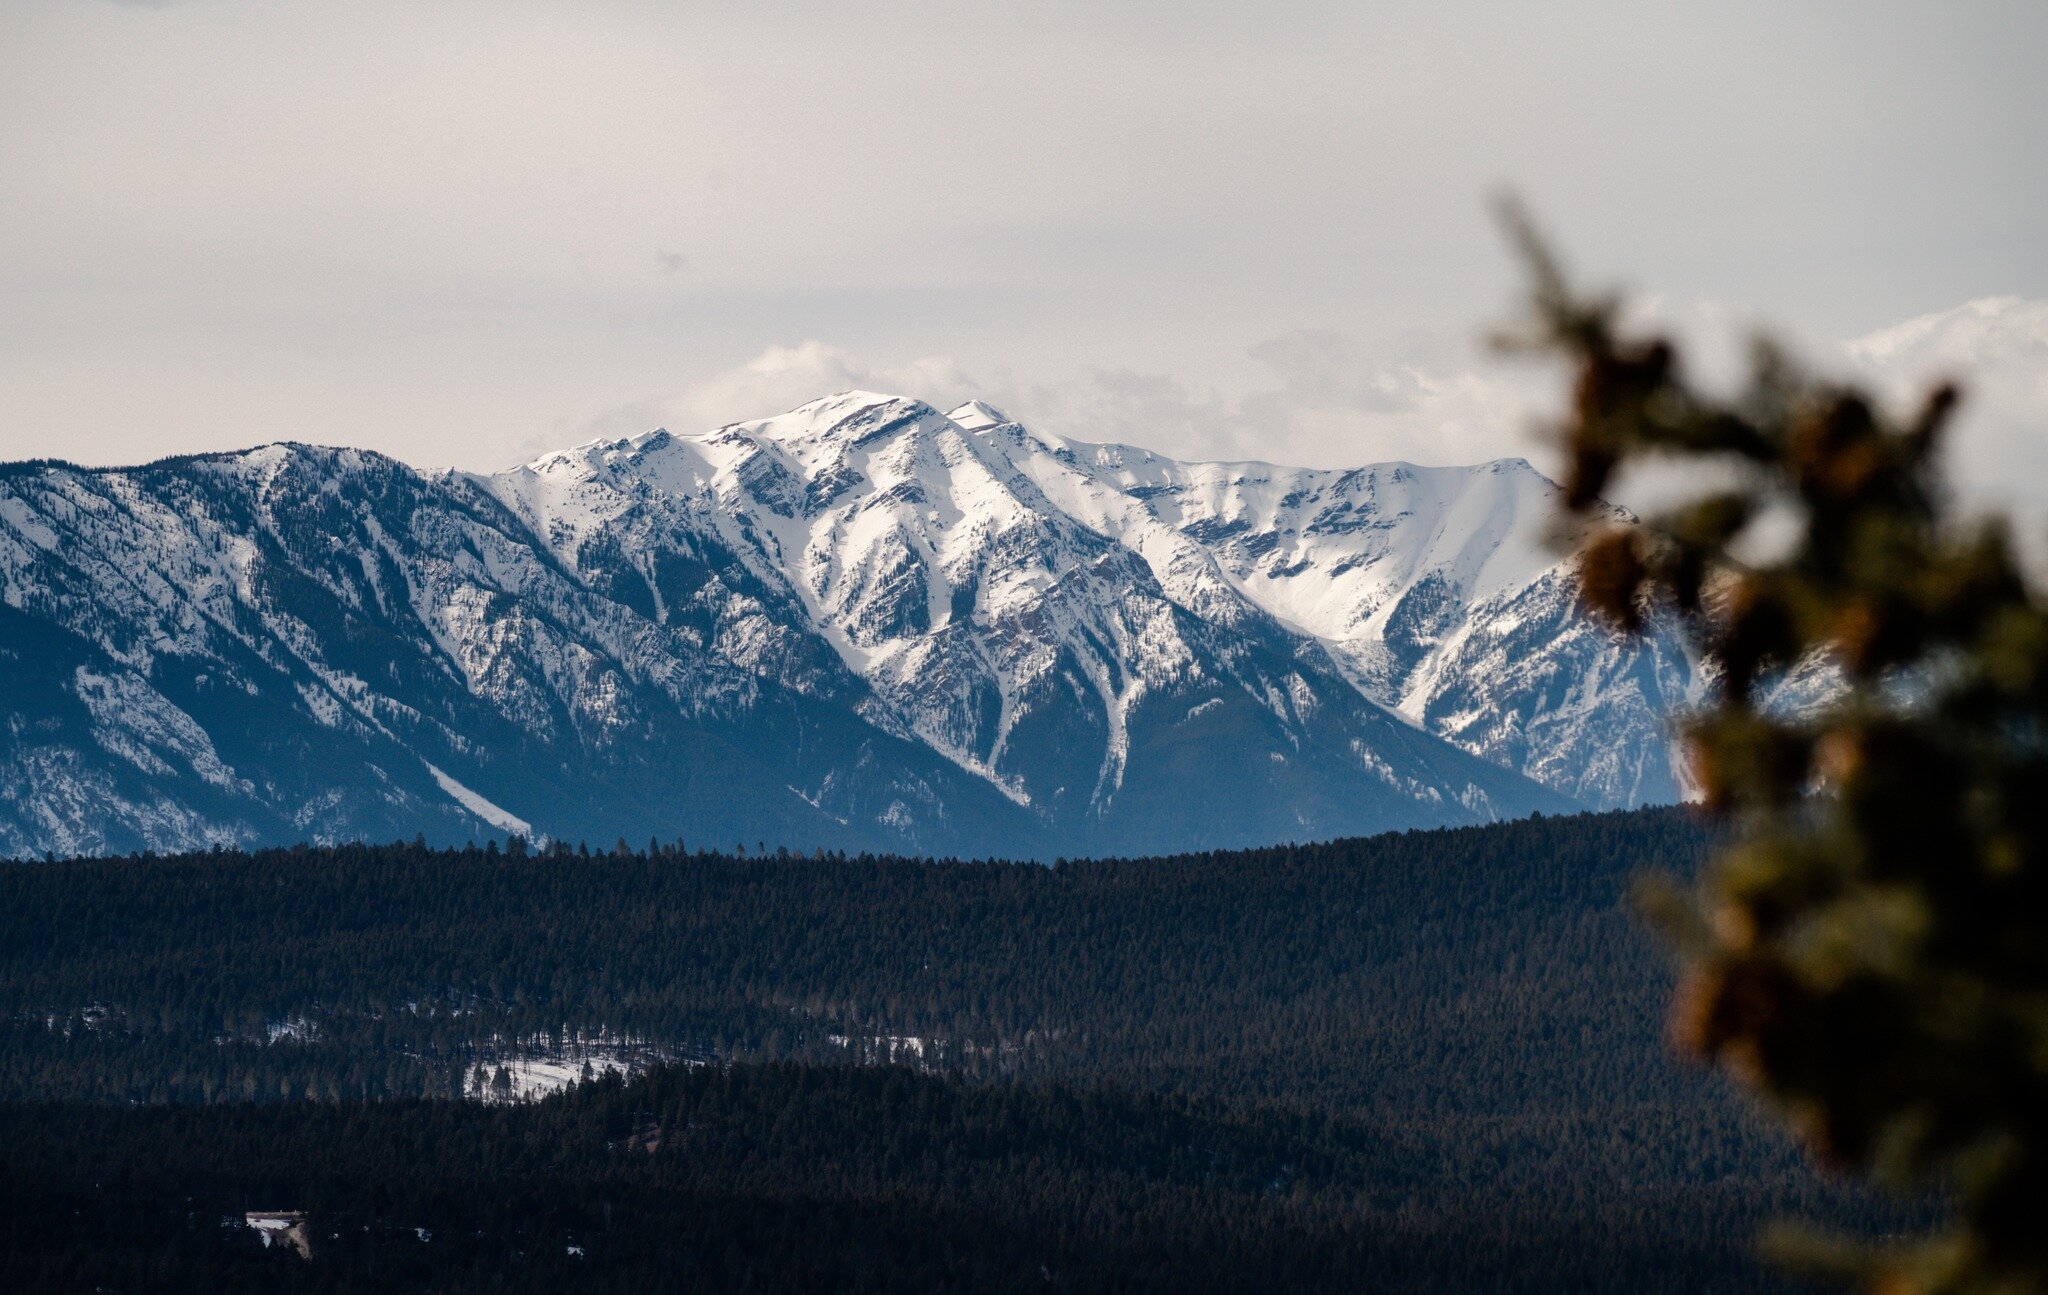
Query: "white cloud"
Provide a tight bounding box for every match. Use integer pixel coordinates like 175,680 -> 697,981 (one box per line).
602,297 -> 2048,528
1597,294 -> 2048,517
1837,298 -> 2048,533
986,334 -> 1562,471
1848,296 -> 2048,373
528,343 -> 986,461
4,2 -> 2040,473
668,342 -> 982,433
620,332 -> 1559,474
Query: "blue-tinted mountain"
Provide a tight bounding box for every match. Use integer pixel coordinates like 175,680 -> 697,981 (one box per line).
0,393 -> 1710,857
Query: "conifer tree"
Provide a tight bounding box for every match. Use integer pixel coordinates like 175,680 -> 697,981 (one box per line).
1506,204 -> 2048,1295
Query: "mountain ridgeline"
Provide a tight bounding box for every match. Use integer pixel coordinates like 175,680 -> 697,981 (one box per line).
0,393 -> 1704,858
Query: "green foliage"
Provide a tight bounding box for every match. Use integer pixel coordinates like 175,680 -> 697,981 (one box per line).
1505,205 -> 2048,1295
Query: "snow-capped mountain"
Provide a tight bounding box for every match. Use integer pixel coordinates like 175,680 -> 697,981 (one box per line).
990,426 -> 1698,807
0,441 -> 1037,859
0,392 -> 1699,859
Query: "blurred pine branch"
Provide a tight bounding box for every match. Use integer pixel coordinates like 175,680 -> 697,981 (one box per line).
1505,198 -> 2048,1295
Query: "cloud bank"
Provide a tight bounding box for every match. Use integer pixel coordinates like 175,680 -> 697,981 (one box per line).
625,295 -> 2047,538
3,2 -> 2041,476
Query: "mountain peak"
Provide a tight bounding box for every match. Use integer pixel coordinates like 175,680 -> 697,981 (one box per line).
752,391 -> 928,436
724,392 -> 956,466
786,389 -> 913,423
946,400 -> 1012,430
0,392 -> 1705,859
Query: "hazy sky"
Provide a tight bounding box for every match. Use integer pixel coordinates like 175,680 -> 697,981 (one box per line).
4,0 -> 2045,510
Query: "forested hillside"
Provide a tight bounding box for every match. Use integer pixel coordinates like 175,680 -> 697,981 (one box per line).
5,1062 -> 1877,1295
4,809 -> 1704,1112
0,808 -> 1918,1290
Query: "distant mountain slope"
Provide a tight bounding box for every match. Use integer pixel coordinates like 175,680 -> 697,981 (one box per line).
973,415 -> 1698,807
0,390 -> 1707,858
490,393 -> 1570,856
0,446 -> 1039,858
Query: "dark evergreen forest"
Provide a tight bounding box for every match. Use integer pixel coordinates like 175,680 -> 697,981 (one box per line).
0,808 -> 1914,1291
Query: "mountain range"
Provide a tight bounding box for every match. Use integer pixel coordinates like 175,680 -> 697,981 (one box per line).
0,392 -> 1707,859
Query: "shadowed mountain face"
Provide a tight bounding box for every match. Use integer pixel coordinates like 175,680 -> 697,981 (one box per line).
0,392 -> 1704,858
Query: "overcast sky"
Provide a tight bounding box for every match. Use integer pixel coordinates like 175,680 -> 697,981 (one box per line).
3,0 -> 2045,513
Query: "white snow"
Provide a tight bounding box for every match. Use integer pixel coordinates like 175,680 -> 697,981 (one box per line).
0,384 -> 1715,860
0,496 -> 59,550
945,400 -> 1012,430
472,390 -> 1696,810
470,1052 -> 633,1102
422,761 -> 534,839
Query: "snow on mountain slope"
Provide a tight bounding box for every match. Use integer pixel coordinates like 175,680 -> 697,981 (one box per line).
486,389 -> 1694,822
482,394 -> 1569,854
950,411 -> 1700,808
0,386 -> 1703,860
0,445 -> 1041,858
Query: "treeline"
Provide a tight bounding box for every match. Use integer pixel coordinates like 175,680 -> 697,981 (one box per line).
0,810 -> 1777,1184
0,807 -> 1932,1289
2,808 -> 1701,1112
0,1059 -> 1872,1295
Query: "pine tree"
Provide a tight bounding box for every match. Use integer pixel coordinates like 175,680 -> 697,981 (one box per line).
1506,202 -> 2048,1295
